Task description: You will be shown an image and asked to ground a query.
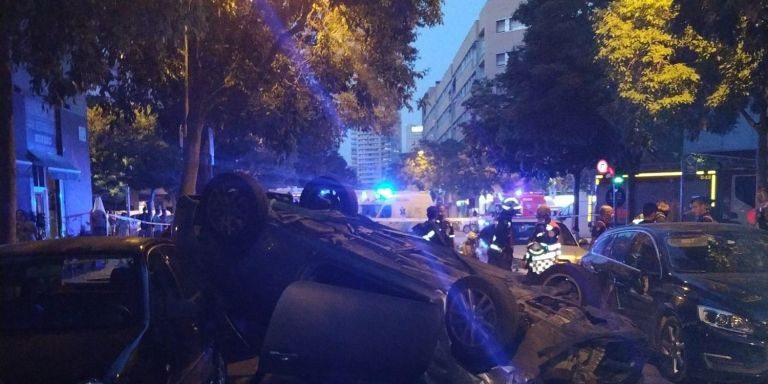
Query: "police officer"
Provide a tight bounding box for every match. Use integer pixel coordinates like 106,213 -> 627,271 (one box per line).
417,206 -> 452,247
690,196 -> 716,223
486,197 -> 521,271
525,205 -> 561,275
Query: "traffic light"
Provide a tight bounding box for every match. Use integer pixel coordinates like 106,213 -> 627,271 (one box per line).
612,175 -> 624,185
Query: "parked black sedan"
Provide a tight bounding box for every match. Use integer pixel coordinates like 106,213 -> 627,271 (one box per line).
0,237 -> 226,384
540,223 -> 768,383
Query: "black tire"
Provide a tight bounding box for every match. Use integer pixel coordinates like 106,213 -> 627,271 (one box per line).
200,173 -> 268,249
540,263 -> 602,307
445,275 -> 519,371
299,176 -> 358,216
656,315 -> 688,383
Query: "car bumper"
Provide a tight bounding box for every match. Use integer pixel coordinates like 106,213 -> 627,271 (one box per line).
686,323 -> 768,382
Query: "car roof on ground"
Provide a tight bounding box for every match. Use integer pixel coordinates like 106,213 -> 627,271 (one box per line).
0,237 -> 172,257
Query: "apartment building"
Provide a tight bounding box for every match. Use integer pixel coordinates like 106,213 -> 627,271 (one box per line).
12,70 -> 93,238
421,0 -> 526,142
346,129 -> 395,188
402,124 -> 424,153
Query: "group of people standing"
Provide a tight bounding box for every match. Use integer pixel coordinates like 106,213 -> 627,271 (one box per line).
591,196 -> 716,243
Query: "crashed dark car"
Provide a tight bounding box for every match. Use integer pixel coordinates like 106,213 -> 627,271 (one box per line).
539,224 -> 768,383
174,173 -> 648,383
0,237 -> 226,384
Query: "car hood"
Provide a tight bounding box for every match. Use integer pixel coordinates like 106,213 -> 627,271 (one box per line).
678,273 -> 768,320
0,327 -> 142,384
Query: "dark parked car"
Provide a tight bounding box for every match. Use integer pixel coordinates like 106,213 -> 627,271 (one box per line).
540,223 -> 768,383
0,237 -> 226,384
173,173 -> 648,383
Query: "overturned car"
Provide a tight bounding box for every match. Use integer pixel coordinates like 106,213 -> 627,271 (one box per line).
174,173 -> 647,383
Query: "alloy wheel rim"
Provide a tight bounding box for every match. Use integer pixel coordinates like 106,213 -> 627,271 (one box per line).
448,288 -> 498,347
660,321 -> 685,375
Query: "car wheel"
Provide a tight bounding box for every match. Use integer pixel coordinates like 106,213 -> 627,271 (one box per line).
657,315 -> 687,383
540,263 -> 602,307
445,275 -> 519,371
200,173 -> 268,249
299,176 -> 358,216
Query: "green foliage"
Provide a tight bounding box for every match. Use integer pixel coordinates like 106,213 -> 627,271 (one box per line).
89,107 -> 181,202
97,0 -> 443,193
395,140 -> 496,197
463,0 -> 617,177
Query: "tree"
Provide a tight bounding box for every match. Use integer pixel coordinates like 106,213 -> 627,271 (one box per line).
89,107 -> 181,211
395,140 -> 496,201
463,0 -> 618,228
595,0 -> 768,191
0,1 -> 145,244
100,0 -> 442,196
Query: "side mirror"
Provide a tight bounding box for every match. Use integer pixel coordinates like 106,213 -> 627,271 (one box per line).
578,238 -> 589,248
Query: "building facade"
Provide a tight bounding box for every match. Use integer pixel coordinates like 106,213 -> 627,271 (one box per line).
12,70 -> 93,239
345,129 -> 395,188
421,0 -> 525,142
402,124 -> 424,153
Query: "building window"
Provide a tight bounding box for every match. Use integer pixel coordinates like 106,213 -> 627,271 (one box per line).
496,52 -> 509,66
496,18 -> 528,33
496,19 -> 507,33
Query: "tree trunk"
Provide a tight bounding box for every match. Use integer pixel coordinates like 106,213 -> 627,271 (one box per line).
179,113 -> 205,195
197,126 -> 212,192
572,169 -> 581,237
0,36 -> 16,245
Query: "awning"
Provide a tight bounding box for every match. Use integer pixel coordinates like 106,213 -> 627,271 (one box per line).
27,150 -> 81,180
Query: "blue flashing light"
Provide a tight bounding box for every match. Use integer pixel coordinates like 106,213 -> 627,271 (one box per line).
375,182 -> 395,200
514,189 -> 523,197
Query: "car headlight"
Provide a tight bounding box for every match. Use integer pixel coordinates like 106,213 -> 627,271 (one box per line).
697,305 -> 754,335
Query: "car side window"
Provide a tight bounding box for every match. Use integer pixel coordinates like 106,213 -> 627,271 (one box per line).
628,233 -> 660,274
608,232 -> 634,264
591,234 -> 614,255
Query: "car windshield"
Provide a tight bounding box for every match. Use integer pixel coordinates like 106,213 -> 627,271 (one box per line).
0,255 -> 142,331
665,230 -> 768,273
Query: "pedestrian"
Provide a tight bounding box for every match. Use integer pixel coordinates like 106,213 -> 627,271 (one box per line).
152,206 -> 167,237
139,207 -> 151,237
655,200 -> 670,223
116,212 -> 131,236
690,196 -> 716,223
637,202 -> 659,224
591,205 -> 614,244
525,205 -> 561,275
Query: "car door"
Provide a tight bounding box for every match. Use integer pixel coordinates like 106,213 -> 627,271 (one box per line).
147,245 -> 216,383
613,231 -> 662,328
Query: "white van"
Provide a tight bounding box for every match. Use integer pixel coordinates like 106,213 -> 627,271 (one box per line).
358,190 -> 433,219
